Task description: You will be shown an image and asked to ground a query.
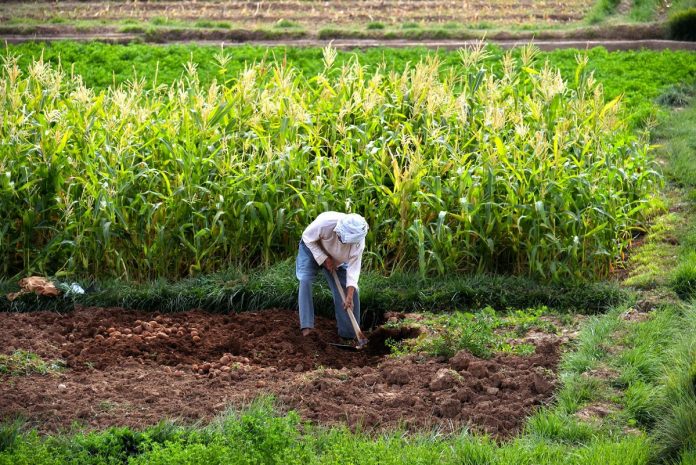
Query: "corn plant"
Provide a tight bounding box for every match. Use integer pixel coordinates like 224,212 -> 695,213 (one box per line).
0,44 -> 660,281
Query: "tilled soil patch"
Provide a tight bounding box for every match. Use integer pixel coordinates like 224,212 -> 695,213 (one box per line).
0,306 -> 560,436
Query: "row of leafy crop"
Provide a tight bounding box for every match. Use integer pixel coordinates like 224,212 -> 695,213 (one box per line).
0,44 -> 660,281
7,42 -> 696,126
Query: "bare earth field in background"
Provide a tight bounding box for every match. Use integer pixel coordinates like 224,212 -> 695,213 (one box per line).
1,0 -> 593,28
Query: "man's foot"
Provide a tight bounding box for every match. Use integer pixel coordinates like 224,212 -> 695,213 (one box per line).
301,328 -> 314,337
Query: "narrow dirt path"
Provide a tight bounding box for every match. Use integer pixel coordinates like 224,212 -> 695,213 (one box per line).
3,34 -> 696,50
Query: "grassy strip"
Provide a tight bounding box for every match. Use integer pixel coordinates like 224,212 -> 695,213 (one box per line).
0,265 -> 629,320
532,302 -> 696,464
545,89 -> 696,464
660,99 -> 696,300
586,0 -> 696,23
0,397 -> 653,465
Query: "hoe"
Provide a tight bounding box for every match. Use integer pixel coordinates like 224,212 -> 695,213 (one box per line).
329,269 -> 369,351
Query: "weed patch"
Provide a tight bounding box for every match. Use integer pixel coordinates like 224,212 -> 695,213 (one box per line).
0,350 -> 63,377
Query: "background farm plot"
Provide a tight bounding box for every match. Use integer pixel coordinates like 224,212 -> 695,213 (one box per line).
2,0 -> 692,43
1,0 -> 594,27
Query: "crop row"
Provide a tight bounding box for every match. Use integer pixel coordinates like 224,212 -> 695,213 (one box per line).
8,43 -> 696,127
0,44 -> 659,280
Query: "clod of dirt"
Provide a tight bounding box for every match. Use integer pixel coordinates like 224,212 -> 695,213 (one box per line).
435,397 -> 462,418
467,361 -> 490,378
454,387 -> 474,402
575,402 -> 618,422
384,366 -> 411,385
532,373 -> 554,395
621,308 -> 651,322
449,350 -> 474,371
429,368 -> 460,391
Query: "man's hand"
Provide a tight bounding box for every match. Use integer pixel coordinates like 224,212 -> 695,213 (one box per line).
323,256 -> 337,273
343,286 -> 355,310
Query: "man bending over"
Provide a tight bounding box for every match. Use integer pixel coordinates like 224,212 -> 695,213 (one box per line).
296,212 -> 369,339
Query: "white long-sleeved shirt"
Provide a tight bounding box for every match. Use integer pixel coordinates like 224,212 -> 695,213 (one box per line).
301,212 -> 365,289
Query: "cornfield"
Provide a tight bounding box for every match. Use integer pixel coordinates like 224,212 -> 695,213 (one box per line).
0,44 -> 659,281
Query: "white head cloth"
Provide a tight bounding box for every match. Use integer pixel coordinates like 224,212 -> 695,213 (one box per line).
334,213 -> 369,244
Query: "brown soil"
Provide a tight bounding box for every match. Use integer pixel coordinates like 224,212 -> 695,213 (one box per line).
1,0 -> 593,27
0,306 -> 561,437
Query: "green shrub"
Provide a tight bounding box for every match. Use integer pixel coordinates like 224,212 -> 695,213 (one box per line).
366,21 -> 385,30
656,83 -> 696,107
668,8 -> 696,41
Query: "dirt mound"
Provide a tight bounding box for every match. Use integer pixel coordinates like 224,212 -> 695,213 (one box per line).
47,307 -> 377,372
0,307 -> 561,437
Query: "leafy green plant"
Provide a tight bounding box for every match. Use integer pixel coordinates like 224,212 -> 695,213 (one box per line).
668,8 -> 696,41
504,307 -> 557,336
387,307 -> 556,358
0,350 -> 63,376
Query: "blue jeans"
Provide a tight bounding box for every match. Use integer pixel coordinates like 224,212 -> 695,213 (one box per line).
296,241 -> 361,338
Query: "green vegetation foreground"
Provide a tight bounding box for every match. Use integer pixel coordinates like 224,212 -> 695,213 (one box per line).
0,44 -> 661,281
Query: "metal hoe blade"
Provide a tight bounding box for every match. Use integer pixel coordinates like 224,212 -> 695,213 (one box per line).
328,342 -> 361,351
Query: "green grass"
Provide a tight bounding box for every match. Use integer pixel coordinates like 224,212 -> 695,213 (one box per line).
673,253 -> 696,299
384,307 -> 550,358
651,91 -> 696,298
541,91 -> 696,463
623,210 -> 688,289
586,0 -> 695,23
366,22 -> 386,30
585,0 -> 621,24
624,89 -> 696,296
193,20 -> 232,30
0,266 -> 630,318
0,350 -> 64,376
0,397 -> 655,465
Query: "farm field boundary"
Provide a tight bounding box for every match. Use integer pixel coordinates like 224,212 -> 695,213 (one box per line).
3,35 -> 696,51
0,268 -> 629,318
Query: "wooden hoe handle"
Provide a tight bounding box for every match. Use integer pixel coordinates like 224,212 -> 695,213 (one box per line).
331,270 -> 368,344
